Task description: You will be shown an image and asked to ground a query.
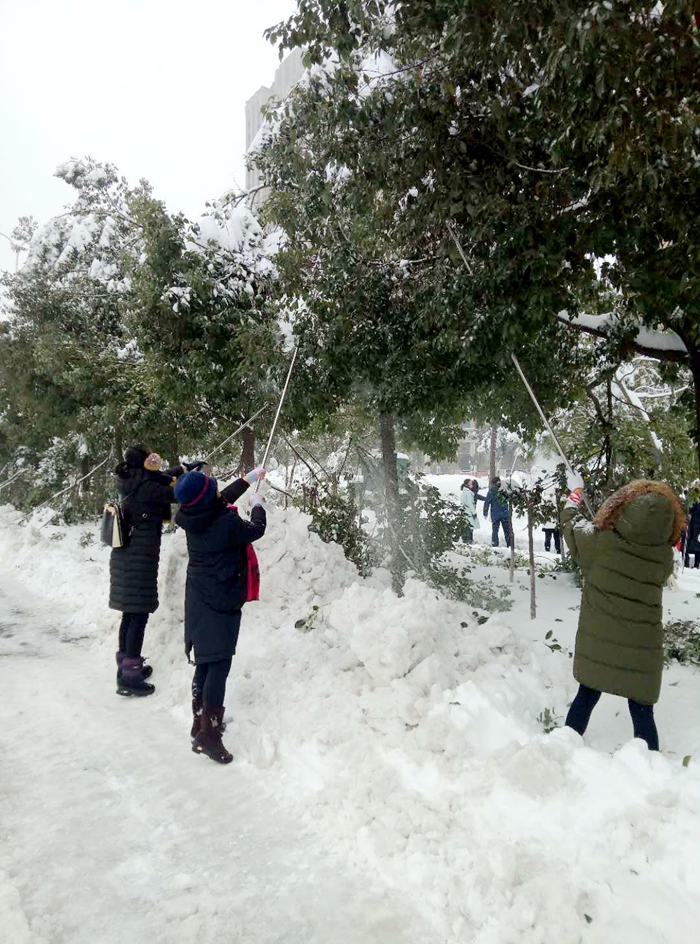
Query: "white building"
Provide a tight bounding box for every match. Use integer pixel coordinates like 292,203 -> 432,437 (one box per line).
245,48 -> 305,194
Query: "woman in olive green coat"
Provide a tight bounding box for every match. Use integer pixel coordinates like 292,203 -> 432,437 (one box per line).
562,479 -> 685,751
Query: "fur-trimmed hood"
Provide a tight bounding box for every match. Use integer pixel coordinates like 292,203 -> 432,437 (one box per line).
594,479 -> 685,547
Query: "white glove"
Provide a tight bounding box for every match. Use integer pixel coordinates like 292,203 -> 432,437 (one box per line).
566,472 -> 584,492
245,467 -> 267,485
565,487 -> 584,508
250,494 -> 265,509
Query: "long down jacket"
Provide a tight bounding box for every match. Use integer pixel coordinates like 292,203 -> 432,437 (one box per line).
174,478 -> 267,664
460,486 -> 478,528
562,480 -> 683,705
108,466 -> 182,614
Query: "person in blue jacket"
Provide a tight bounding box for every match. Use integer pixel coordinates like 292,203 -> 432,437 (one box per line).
174,467 -> 267,764
482,476 -> 512,548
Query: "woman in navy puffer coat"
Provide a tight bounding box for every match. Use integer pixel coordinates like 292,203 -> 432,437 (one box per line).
175,467 -> 267,764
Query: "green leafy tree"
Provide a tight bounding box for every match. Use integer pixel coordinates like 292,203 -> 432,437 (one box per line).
264,1 -> 700,467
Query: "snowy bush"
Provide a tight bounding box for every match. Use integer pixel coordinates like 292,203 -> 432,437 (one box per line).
664,619 -> 700,666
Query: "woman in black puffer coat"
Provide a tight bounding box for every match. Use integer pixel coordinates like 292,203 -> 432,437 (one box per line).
110,445 -> 193,697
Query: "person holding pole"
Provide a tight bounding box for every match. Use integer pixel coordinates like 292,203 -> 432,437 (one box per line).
110,445 -> 201,696
562,480 -> 685,750
174,348 -> 295,762
174,467 -> 267,764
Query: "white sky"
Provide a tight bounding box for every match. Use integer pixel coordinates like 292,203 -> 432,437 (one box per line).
0,0 -> 296,270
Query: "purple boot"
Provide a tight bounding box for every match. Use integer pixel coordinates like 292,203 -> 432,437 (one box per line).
116,656 -> 155,697
116,651 -> 153,683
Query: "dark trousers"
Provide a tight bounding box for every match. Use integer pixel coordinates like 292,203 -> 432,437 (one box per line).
565,683 -> 659,751
192,658 -> 233,708
118,613 -> 149,658
491,518 -> 512,548
543,528 -> 561,554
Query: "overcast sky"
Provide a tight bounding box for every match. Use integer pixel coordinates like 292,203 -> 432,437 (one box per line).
0,0 -> 296,270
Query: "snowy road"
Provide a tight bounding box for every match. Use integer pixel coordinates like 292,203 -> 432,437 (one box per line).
0,577 -> 440,944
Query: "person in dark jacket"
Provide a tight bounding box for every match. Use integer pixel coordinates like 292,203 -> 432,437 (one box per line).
482,477 -> 512,548
110,445 -> 196,696
174,467 -> 267,765
562,480 -> 685,750
682,484 -> 700,568
542,526 -> 562,554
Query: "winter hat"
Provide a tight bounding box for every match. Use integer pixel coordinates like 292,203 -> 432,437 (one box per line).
124,445 -> 150,469
174,471 -> 218,509
144,452 -> 163,471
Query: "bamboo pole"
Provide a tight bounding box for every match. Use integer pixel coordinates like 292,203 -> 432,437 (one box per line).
204,404 -> 269,463
21,455 -> 113,525
0,468 -> 27,493
256,346 -> 298,492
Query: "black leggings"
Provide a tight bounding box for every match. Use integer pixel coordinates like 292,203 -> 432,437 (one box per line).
192,658 -> 233,708
118,613 -> 149,658
565,683 -> 659,751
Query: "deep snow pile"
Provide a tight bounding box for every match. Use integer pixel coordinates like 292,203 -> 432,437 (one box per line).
1,501 -> 699,942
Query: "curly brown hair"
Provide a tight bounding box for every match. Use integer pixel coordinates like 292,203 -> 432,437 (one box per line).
593,479 -> 686,545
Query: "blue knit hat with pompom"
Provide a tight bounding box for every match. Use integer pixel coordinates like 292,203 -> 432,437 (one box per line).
174,471 -> 218,508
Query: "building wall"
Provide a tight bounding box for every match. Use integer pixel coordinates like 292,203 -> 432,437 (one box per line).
245,48 -> 305,194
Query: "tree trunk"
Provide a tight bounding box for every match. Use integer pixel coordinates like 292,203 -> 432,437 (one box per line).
80,454 -> 91,492
379,412 -> 404,594
509,505 -> 516,583
489,425 -> 498,480
556,489 -> 566,567
241,425 -> 256,473
691,356 -> 700,475
527,499 -> 536,619
161,424 -> 179,468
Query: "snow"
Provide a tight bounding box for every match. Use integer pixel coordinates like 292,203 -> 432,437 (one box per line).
560,312 -> 688,354
1,483 -> 700,942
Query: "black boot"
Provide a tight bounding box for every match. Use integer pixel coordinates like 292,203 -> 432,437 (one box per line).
117,656 -> 155,697
192,706 -> 232,764
116,651 -> 153,684
190,693 -> 203,740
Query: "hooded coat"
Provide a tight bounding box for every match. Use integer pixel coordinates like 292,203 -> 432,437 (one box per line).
483,484 -> 509,522
460,485 -> 478,528
562,480 -> 684,705
108,464 -> 183,614
174,478 -> 267,664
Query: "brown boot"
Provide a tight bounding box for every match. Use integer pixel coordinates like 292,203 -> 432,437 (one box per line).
192,706 -> 233,764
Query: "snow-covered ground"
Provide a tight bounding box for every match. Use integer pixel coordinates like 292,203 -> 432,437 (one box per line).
1,478 -> 699,943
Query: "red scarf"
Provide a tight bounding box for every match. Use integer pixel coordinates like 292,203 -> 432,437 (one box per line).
227,505 -> 260,602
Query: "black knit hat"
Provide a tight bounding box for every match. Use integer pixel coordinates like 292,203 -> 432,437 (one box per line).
125,445 -> 150,468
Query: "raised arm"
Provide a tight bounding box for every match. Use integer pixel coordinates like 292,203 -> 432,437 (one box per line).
221,466 -> 266,506
220,477 -> 250,505
561,500 -> 597,573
